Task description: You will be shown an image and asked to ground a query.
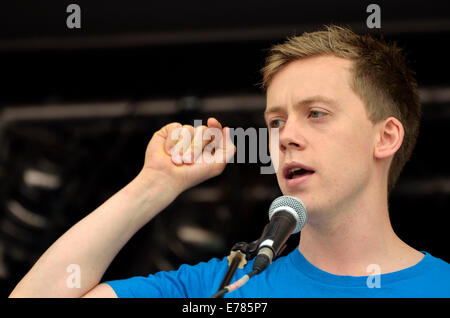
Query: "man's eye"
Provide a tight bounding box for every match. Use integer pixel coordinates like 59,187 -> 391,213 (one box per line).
309,110 -> 326,119
269,119 -> 285,128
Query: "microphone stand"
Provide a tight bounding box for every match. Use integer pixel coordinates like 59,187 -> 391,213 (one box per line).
215,224 -> 286,298
215,241 -> 258,297
218,250 -> 244,290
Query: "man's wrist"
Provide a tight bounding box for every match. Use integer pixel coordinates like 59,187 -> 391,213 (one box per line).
131,169 -> 181,213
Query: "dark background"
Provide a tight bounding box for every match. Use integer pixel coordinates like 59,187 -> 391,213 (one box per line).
0,0 -> 449,297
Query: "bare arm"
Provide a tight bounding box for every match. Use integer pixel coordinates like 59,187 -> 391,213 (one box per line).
9,118 -> 235,298
9,170 -> 177,298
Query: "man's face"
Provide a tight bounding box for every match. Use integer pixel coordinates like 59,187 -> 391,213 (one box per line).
265,55 -> 378,222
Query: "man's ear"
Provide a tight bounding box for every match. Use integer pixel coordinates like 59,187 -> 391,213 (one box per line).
374,117 -> 404,160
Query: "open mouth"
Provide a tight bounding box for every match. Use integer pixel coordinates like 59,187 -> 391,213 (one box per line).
287,167 -> 315,179
283,163 -> 315,180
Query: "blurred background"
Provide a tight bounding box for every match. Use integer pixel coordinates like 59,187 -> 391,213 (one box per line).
0,0 -> 449,297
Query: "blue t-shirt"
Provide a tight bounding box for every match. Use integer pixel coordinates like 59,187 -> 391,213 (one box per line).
105,249 -> 450,298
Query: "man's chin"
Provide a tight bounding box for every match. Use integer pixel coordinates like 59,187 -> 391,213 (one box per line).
280,188 -> 309,201
279,190 -> 320,217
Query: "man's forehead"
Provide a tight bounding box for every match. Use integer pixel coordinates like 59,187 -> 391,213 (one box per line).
264,95 -> 340,116
265,56 -> 353,110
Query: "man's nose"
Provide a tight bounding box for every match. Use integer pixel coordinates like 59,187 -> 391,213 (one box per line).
278,119 -> 306,152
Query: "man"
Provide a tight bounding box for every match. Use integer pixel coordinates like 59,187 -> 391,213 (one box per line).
9,25 -> 450,298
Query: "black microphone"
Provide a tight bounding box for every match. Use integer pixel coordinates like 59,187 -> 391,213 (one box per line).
252,196 -> 307,274
210,196 -> 308,298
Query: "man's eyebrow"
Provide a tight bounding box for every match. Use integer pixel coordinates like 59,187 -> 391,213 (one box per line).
263,106 -> 285,119
264,95 -> 338,119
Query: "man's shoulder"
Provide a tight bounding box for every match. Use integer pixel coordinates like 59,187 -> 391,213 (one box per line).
173,255 -> 229,278
426,252 -> 450,272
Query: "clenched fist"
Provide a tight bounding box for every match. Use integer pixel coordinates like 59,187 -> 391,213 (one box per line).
139,117 -> 236,197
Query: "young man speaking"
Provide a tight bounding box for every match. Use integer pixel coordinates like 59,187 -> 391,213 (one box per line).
10,25 -> 450,298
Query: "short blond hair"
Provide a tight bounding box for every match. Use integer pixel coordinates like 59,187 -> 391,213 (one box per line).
260,25 -> 421,195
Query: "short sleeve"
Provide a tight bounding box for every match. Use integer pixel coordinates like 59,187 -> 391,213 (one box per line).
105,256 -> 229,298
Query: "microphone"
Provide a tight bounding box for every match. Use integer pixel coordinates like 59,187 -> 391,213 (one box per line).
252,195 -> 307,274
210,195 -> 307,298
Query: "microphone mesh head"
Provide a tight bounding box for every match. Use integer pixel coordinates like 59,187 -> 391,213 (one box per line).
268,196 -> 307,234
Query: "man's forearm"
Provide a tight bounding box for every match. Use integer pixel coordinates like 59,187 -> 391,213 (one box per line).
9,171 -> 177,298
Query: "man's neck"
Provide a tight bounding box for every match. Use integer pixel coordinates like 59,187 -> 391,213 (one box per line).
297,187 -> 423,276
